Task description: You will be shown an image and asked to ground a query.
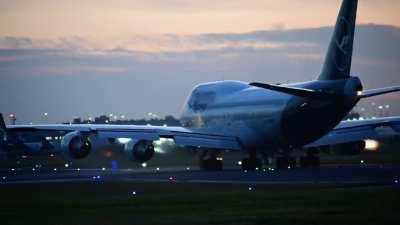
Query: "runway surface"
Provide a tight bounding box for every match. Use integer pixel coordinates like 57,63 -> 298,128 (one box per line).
1,165 -> 400,185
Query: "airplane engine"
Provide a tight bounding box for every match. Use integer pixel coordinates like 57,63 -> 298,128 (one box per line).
330,140 -> 366,155
61,131 -> 92,159
124,139 -> 155,163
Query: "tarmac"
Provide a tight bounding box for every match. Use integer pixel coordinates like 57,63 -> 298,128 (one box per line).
1,165 -> 399,185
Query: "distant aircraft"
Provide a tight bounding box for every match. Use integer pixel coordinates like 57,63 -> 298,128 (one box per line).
1,0 -> 400,170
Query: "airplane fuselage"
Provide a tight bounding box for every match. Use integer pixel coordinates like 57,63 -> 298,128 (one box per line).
180,77 -> 362,151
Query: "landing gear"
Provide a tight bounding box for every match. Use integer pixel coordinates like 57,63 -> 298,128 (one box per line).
276,156 -> 296,169
199,149 -> 223,171
241,157 -> 263,171
240,149 -> 263,171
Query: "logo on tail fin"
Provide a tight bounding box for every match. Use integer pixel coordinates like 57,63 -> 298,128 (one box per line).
334,17 -> 352,72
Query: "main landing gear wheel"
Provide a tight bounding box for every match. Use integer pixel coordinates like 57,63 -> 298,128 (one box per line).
241,158 -> 263,171
276,156 -> 296,169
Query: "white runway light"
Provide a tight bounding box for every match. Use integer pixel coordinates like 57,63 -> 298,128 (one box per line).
141,162 -> 147,168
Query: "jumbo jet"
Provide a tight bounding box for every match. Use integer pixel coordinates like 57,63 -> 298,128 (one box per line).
1,0 -> 400,170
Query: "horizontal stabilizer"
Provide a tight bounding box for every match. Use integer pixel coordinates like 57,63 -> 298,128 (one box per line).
360,86 -> 400,98
250,82 -> 341,100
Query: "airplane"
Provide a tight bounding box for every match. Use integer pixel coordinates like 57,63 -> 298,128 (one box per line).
1,0 -> 400,170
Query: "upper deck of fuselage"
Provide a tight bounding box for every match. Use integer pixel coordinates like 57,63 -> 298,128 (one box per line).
179,80 -> 290,124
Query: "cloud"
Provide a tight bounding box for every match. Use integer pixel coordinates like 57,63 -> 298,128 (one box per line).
1,24 -> 400,122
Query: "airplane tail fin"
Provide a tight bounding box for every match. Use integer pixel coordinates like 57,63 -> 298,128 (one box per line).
318,0 -> 358,81
0,113 -> 7,142
0,113 -> 6,132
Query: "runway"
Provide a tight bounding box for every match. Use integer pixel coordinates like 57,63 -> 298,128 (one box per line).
1,165 -> 399,185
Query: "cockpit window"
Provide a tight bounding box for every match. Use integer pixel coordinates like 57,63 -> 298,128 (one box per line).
188,90 -> 216,112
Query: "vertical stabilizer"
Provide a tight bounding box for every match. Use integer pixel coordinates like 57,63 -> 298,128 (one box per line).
0,114 -> 6,131
0,113 -> 7,142
318,0 -> 358,80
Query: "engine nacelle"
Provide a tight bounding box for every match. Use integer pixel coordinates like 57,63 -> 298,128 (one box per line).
61,131 -> 92,159
124,139 -> 155,163
330,140 -> 366,155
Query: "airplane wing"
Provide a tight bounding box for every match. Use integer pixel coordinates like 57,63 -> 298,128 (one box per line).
5,123 -> 243,151
305,116 -> 400,148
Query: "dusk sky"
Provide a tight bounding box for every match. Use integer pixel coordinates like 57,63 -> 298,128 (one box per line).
0,0 -> 399,123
